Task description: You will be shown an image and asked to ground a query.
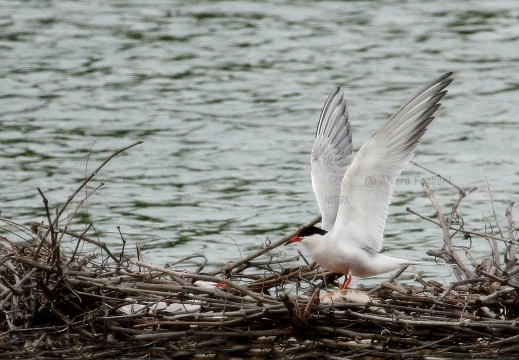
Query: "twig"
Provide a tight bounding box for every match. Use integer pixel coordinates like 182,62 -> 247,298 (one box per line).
421,180 -> 474,279
165,254 -> 208,275
35,189 -> 57,261
0,218 -> 40,242
130,259 -> 279,305
367,266 -> 409,295
485,178 -> 503,273
36,188 -> 62,276
49,140 -> 143,232
406,207 -> 519,245
68,223 -> 93,265
34,223 -> 120,263
505,200 -> 517,273
58,182 -> 104,246
3,136 -> 519,358
410,160 -> 476,196
117,226 -> 126,266
210,215 -> 322,276
485,176 -> 503,238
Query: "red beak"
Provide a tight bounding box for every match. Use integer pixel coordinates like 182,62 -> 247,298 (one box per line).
287,235 -> 302,244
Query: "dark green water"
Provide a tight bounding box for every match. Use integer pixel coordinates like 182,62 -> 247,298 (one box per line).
1,1 -> 518,284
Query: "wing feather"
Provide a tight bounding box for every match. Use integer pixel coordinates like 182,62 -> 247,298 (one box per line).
311,86 -> 353,231
332,72 -> 453,251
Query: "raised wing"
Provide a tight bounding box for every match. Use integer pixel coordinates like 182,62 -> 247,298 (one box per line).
311,86 -> 353,231
333,72 -> 453,251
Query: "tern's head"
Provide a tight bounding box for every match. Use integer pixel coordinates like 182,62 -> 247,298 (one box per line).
287,225 -> 328,247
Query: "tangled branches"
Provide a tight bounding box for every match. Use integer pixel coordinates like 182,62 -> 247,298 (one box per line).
0,144 -> 518,359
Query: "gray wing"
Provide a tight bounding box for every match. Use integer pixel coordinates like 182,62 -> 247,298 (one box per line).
311,86 -> 353,231
333,72 -> 453,252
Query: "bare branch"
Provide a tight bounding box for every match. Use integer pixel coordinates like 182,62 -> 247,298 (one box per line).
210,215 -> 322,276
421,179 -> 474,279
50,140 -> 143,230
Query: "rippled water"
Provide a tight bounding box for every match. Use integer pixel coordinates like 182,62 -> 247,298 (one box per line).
1,1 -> 518,284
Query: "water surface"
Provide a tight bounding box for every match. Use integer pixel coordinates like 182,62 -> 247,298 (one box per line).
1,1 -> 518,285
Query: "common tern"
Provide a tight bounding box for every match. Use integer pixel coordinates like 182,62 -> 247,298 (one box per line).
289,72 -> 453,289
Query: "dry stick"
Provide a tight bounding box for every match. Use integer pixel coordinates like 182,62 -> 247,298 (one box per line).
315,325 -> 383,341
485,176 -> 504,238
412,160 -> 478,230
411,265 -> 429,287
41,141 -> 143,242
135,241 -> 142,272
485,224 -> 501,278
31,221 -> 49,259
488,333 -> 519,348
34,190 -> 56,262
421,180 -> 474,280
210,215 -> 322,276
84,139 -> 98,210
247,254 -> 300,267
166,254 -> 208,276
411,160 -> 479,278
132,328 -> 288,341
36,188 -> 56,247
35,223 -> 119,263
116,226 -> 126,266
478,287 -> 517,303
0,218 -> 39,242
246,265 -> 324,291
429,278 -> 487,311
480,271 -> 519,290
378,281 -> 410,296
410,159 -> 478,215
131,303 -> 286,327
485,178 -> 503,273
367,266 -> 408,295
410,160 -> 476,196
345,309 -> 503,329
462,248 -> 478,268
130,259 -> 279,305
406,207 -> 519,245
36,188 -> 62,275
0,275 -> 18,296
68,277 -> 185,300
505,200 -> 517,273
68,223 -> 93,265
58,182 -> 104,246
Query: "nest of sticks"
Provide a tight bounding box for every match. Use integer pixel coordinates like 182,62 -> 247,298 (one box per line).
1,143 -> 519,359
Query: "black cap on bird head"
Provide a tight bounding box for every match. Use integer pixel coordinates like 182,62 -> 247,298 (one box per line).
286,225 -> 327,244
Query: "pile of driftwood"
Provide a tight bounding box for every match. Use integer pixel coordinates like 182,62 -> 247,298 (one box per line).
1,143 -> 518,359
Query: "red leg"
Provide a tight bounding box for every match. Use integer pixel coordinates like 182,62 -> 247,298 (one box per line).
340,274 -> 352,290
